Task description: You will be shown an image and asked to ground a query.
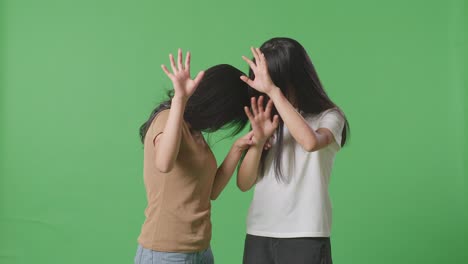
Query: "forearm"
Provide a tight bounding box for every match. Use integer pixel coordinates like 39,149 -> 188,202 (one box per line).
268,87 -> 319,151
155,97 -> 186,172
211,146 -> 244,200
237,144 -> 264,192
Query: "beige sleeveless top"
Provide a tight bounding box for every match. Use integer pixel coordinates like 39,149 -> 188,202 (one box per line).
138,109 -> 217,252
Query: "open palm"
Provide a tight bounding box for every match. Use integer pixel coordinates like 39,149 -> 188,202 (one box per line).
161,48 -> 204,100
240,47 -> 276,95
245,96 -> 279,145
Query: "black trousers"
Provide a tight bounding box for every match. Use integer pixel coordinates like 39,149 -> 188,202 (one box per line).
243,234 -> 333,264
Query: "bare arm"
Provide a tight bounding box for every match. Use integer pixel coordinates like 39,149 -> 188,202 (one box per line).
211,132 -> 253,200
155,49 -> 204,172
268,88 -> 334,151
237,143 -> 264,192
241,47 -> 335,152
154,98 -> 187,172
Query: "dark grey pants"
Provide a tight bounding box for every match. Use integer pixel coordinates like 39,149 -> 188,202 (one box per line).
243,234 -> 333,264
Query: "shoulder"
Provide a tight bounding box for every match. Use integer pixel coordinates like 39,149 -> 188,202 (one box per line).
318,108 -> 346,148
319,108 -> 344,120
151,109 -> 170,126
147,109 -> 171,138
151,108 -> 190,135
155,109 -> 170,120
317,108 -> 345,128
302,108 -> 344,124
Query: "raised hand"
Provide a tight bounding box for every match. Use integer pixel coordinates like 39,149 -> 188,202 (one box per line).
244,95 -> 280,146
161,48 -> 204,101
240,47 -> 277,95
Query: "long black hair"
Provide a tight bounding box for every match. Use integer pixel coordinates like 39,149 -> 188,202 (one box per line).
140,64 -> 250,142
249,37 -> 350,181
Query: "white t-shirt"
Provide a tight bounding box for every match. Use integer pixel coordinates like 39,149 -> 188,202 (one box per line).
246,108 -> 345,238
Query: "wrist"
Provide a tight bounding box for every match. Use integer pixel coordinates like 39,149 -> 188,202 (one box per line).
172,95 -> 188,105
254,137 -> 267,147
232,144 -> 245,154
266,86 -> 282,99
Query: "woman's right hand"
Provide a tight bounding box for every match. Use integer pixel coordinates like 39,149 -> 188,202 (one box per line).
241,47 -> 277,95
244,95 -> 280,146
161,48 -> 205,101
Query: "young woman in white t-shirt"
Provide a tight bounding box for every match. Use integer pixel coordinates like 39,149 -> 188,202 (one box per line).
237,38 -> 350,264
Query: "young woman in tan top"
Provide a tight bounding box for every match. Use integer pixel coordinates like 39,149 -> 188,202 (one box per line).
134,49 -> 268,264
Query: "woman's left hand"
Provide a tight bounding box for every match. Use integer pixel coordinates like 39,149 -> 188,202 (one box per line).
234,130 -> 274,152
240,47 -> 277,95
234,131 -> 254,152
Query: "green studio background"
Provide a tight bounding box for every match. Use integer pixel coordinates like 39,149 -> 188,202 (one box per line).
1,0 -> 466,263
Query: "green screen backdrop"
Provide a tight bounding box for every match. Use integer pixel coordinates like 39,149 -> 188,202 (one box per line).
1,0 -> 467,263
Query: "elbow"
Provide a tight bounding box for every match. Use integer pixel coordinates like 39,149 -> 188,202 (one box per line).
302,141 -> 318,152
210,192 -> 219,201
157,167 -> 172,173
237,181 -> 251,192
236,167 -> 255,191
239,187 -> 250,192
210,187 -> 221,200
156,161 -> 173,173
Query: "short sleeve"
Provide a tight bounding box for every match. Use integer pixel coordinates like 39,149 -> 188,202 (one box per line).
318,108 -> 345,148
149,109 -> 170,142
